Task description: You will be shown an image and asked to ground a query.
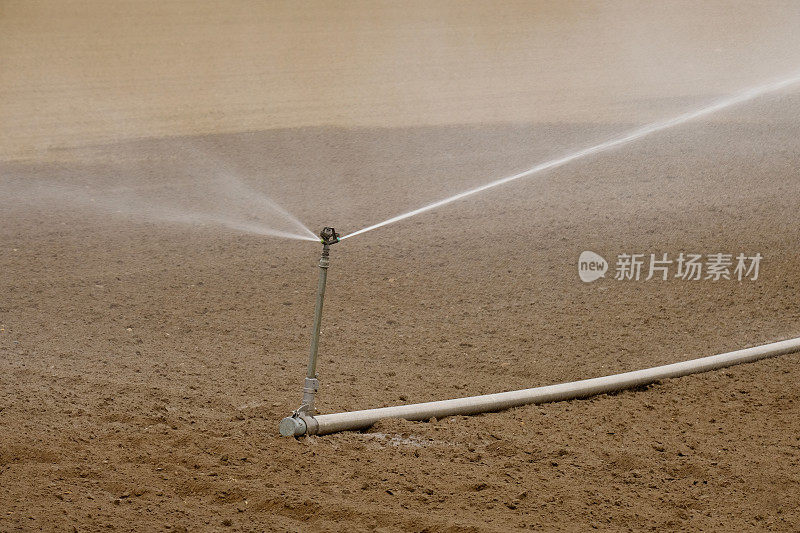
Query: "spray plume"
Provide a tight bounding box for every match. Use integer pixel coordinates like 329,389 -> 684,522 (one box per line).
4,143 -> 318,242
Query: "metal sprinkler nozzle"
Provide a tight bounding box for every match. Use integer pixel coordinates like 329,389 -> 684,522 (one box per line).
319,227 -> 339,246
279,227 -> 339,437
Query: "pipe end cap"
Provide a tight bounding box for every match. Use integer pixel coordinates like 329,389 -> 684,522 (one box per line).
279,416 -> 307,437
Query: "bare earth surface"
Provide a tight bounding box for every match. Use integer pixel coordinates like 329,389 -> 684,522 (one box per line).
2,1 -> 800,532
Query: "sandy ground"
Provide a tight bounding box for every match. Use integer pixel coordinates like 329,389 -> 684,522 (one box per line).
2,1 -> 800,531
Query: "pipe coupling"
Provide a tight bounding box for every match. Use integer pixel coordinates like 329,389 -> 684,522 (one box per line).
303,377 -> 319,395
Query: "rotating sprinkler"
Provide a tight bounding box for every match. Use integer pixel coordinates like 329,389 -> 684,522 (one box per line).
279,227 -> 339,437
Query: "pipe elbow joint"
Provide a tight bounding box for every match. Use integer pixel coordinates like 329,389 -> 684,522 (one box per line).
279,414 -> 319,437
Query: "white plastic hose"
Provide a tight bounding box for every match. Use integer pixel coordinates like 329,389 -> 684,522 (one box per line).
280,336 -> 800,436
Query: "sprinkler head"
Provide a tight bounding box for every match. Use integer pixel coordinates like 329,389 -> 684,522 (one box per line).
319,227 -> 339,246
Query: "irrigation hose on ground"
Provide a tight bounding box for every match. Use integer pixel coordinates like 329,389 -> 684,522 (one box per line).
280,337 -> 800,436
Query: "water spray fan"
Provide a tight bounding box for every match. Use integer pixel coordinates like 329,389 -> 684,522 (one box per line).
279,227 -> 339,437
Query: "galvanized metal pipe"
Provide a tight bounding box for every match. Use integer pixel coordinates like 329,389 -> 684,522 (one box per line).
281,336 -> 800,437
299,243 -> 330,415
307,248 -> 329,380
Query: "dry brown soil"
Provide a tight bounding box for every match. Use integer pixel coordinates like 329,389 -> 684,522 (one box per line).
2,1 -> 799,531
